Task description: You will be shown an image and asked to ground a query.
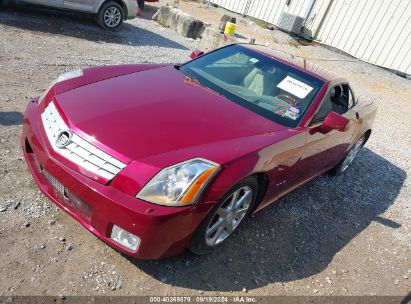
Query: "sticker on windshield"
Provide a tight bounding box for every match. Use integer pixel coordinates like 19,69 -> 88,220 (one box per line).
277,76 -> 313,99
284,106 -> 300,120
249,58 -> 259,63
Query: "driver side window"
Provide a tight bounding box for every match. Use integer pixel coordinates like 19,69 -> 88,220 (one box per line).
342,83 -> 354,109
312,84 -> 349,124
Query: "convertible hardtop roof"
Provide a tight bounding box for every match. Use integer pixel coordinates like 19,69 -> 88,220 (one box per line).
241,43 -> 346,84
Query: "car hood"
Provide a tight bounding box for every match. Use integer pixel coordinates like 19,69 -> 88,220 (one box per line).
54,65 -> 285,163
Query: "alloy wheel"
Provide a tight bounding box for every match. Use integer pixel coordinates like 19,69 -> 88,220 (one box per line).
104,7 -> 122,28
205,186 -> 253,246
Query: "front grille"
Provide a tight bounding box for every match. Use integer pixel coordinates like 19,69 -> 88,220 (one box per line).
44,170 -> 92,220
41,102 -> 126,180
44,170 -> 67,197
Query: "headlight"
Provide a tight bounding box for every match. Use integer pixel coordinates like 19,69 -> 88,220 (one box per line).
137,158 -> 220,206
39,69 -> 83,104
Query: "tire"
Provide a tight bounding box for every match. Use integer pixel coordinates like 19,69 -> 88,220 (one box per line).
137,0 -> 145,9
97,1 -> 124,30
188,176 -> 259,255
330,135 -> 365,176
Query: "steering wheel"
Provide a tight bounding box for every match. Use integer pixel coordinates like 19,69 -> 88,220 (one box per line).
276,94 -> 301,108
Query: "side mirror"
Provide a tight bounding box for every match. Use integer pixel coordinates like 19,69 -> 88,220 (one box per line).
190,49 -> 204,60
321,112 -> 349,132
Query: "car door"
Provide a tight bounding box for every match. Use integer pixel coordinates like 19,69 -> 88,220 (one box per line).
64,0 -> 95,12
22,0 -> 63,8
301,83 -> 357,177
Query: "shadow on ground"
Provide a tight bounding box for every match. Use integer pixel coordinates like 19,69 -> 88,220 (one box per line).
128,148 -> 406,291
0,5 -> 188,50
0,111 -> 23,126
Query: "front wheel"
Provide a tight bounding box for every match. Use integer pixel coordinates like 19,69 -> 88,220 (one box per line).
97,2 -> 124,30
331,135 -> 365,175
188,176 -> 259,255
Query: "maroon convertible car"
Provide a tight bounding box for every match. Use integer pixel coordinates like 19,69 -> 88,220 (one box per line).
22,44 -> 377,259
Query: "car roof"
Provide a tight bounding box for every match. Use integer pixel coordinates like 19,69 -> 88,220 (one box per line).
240,43 -> 347,84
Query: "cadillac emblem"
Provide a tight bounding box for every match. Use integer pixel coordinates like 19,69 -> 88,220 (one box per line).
55,130 -> 72,148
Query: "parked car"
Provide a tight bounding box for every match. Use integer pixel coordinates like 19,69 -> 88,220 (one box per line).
21,44 -> 377,259
1,0 -> 138,29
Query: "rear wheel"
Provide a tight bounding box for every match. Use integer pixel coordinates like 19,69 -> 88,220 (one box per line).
331,135 -> 365,175
188,176 -> 259,255
97,1 -> 124,30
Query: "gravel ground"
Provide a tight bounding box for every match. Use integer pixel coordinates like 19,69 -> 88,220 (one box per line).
0,0 -> 410,298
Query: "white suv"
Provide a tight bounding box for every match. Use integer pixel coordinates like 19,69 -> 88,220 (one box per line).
1,0 -> 138,29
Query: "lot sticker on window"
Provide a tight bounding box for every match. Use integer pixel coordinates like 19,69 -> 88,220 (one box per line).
284,106 -> 300,120
249,58 -> 259,63
277,76 -> 313,99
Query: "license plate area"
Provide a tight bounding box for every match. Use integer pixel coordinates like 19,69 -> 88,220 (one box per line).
43,170 -> 92,221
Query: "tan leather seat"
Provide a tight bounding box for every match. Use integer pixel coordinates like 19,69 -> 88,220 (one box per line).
243,68 -> 270,95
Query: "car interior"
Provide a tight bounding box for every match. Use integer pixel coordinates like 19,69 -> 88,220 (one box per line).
193,56 -> 319,121
313,84 -> 352,123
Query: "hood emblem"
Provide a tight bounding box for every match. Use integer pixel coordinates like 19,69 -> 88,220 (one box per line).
55,130 -> 72,148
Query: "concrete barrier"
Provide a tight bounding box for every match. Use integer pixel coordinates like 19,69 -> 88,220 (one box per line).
198,26 -> 253,51
153,5 -> 251,51
153,6 -> 206,39
198,27 -> 237,51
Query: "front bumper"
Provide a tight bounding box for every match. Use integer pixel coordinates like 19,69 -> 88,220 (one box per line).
21,99 -> 214,259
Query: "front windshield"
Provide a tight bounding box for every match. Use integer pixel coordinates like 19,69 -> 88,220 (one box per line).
180,45 -> 325,128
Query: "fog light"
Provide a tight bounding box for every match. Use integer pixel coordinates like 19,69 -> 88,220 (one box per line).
110,225 -> 140,251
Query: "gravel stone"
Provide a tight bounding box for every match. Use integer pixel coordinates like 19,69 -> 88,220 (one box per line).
82,262 -> 125,294
325,277 -> 332,284
115,281 -> 123,290
48,219 -> 55,225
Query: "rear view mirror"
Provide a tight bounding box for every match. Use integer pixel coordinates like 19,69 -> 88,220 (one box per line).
322,112 -> 349,132
190,49 -> 204,60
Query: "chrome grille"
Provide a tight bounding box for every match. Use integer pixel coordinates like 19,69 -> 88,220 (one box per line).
44,170 -> 66,196
41,102 -> 126,180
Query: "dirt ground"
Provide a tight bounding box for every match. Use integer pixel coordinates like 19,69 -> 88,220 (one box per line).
0,0 -> 410,299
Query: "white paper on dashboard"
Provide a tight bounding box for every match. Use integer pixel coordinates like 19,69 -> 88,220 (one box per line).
277,76 -> 313,99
